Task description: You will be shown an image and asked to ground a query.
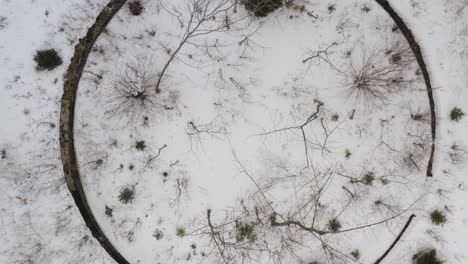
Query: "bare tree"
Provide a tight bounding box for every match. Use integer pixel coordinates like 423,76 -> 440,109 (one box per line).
259,99 -> 324,167
108,59 -> 159,119
108,59 -> 178,121
303,39 -> 418,104
303,40 -> 346,74
190,152 -> 423,264
156,0 -> 240,93
343,49 -> 410,102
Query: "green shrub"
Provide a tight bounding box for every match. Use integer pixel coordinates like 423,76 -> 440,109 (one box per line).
450,107 -> 464,122
412,249 -> 443,264
328,4 -> 336,14
331,113 -> 339,121
135,140 -> 146,151
34,49 -> 63,71
176,227 -> 186,237
129,0 -> 144,16
128,164 -> 135,171
363,171 -> 375,185
153,229 -> 164,240
345,149 -> 352,159
235,219 -> 257,243
430,210 -> 447,225
118,186 -> 135,204
361,4 -> 371,13
351,249 -> 360,260
327,218 -> 341,233
241,0 -> 282,17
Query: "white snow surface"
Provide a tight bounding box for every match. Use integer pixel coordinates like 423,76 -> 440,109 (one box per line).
0,0 -> 467,263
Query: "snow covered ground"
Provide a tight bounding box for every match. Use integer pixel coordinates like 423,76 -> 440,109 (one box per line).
0,0 -> 467,263
0,0 -> 115,263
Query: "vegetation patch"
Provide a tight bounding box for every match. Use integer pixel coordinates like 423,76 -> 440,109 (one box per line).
34,49 -> 63,71
351,249 -> 360,260
327,218 -> 341,233
105,205 -> 113,218
118,186 -> 135,204
412,249 -> 443,264
345,149 -> 352,159
1,149 -> 6,159
129,0 -> 144,16
361,4 -> 371,13
153,229 -> 164,240
234,219 -> 257,243
135,140 -> 146,151
241,0 -> 282,17
363,171 -> 375,185
331,113 -> 339,121
176,227 -> 186,237
430,209 -> 447,225
450,107 -> 464,122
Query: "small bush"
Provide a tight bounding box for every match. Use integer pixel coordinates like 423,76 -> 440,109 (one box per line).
345,49 -> 408,102
235,219 -> 257,243
162,172 -> 169,183
110,60 -> 161,119
0,16 -> 7,30
129,0 -> 144,16
118,186 -> 135,204
449,143 -> 467,165
363,171 -> 375,185
34,49 -> 63,71
450,107 -> 464,122
412,249 -> 443,264
241,0 -> 282,17
153,229 -> 164,240
328,4 -> 336,14
288,3 -> 305,12
327,218 -> 341,233
129,164 -> 135,171
345,149 -> 352,159
411,111 -> 429,122
95,159 -> 104,167
430,210 -> 447,225
105,206 -> 113,217
380,177 -> 389,185
361,4 -> 371,13
176,227 -> 186,237
135,140 -> 146,151
331,113 -> 339,121
351,249 -> 360,260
